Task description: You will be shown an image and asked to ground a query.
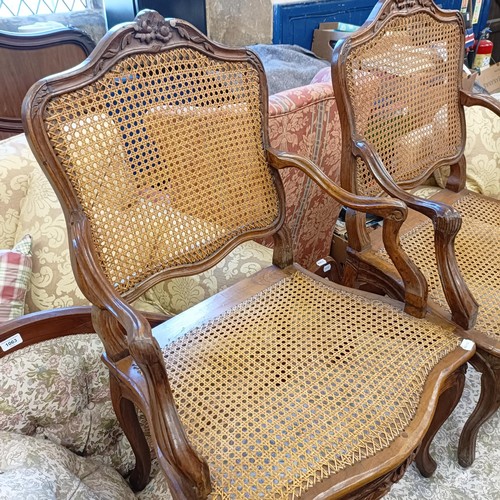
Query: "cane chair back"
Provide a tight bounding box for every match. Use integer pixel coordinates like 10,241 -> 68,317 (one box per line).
27,20 -> 281,299
334,1 -> 465,197
24,10 -> 474,499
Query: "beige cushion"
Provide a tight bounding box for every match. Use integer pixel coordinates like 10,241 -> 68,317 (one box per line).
14,165 -> 88,312
0,431 -> 136,500
0,134 -> 37,250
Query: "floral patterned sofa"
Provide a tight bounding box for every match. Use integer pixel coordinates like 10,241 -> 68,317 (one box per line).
0,78 -> 342,498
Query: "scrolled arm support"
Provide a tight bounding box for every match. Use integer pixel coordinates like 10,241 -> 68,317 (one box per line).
353,139 -> 478,329
267,147 -> 428,317
353,139 -> 462,225
93,303 -> 211,499
268,147 -> 407,220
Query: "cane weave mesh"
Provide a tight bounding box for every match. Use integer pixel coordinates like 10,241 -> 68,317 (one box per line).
344,12 -> 463,197
380,194 -> 500,338
42,49 -> 279,294
161,271 -> 460,499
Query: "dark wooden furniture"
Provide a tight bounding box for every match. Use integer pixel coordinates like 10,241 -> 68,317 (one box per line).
332,0 -> 500,468
23,11 -> 474,498
0,27 -> 94,140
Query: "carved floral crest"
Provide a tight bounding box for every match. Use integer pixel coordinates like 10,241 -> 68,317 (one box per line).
376,0 -> 437,27
133,10 -> 173,43
394,0 -> 436,11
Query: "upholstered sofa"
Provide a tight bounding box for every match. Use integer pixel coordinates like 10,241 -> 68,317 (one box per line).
0,79 -> 342,498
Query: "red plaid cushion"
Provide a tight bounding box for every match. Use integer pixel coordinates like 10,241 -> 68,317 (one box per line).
0,235 -> 32,323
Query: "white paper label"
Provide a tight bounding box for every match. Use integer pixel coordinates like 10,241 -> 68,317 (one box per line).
316,258 -> 327,267
460,339 -> 475,351
323,263 -> 332,273
1,333 -> 23,352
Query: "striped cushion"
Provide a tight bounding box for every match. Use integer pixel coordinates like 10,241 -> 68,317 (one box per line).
0,234 -> 32,323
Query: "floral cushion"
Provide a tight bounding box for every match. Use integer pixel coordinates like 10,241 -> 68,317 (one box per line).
0,330 -> 178,498
0,431 -> 136,500
0,334 -> 135,475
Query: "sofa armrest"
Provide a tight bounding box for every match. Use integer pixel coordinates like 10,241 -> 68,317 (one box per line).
268,82 -> 342,270
0,306 -> 169,357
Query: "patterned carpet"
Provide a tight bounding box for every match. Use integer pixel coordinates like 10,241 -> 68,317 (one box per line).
387,366 -> 500,499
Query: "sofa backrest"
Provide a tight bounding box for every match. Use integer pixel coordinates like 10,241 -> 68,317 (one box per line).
0,134 -> 35,249
0,133 -> 89,313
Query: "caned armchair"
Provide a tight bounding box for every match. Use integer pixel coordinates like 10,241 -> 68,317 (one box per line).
332,0 -> 500,468
23,10 -> 474,498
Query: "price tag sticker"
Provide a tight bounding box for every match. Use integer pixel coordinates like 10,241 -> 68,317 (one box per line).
460,339 -> 475,351
0,333 -> 23,352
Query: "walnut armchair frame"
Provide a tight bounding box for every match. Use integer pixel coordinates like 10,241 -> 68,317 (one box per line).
332,0 -> 500,467
23,10 -> 473,499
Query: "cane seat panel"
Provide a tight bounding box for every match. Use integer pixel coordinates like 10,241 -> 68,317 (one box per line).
162,270 -> 460,499
344,12 -> 463,196
380,194 -> 500,338
43,49 -> 279,294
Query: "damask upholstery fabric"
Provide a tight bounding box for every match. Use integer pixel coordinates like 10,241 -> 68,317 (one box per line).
0,134 -> 35,250
0,432 -> 136,500
0,335 -> 135,475
268,82 -> 342,269
0,334 -> 173,499
434,101 -> 500,198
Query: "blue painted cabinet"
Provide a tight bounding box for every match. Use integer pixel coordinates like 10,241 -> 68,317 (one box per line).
273,0 -> 466,50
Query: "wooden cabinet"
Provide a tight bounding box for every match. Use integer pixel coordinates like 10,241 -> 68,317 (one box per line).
273,0 -> 463,51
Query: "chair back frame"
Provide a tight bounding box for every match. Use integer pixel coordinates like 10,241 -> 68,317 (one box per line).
332,0 -> 468,199
23,10 -> 289,313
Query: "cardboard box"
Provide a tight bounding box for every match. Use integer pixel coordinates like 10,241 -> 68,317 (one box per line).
475,62 -> 500,93
462,70 -> 478,92
311,22 -> 359,61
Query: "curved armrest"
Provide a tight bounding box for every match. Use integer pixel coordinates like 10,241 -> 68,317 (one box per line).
268,147 -> 407,220
353,139 -> 478,329
353,139 -> 462,230
268,147 -> 428,317
460,89 -> 500,116
0,305 -> 168,358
